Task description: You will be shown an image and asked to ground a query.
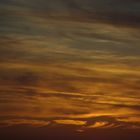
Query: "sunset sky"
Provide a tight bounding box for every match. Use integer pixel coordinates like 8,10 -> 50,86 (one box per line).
0,0 -> 140,140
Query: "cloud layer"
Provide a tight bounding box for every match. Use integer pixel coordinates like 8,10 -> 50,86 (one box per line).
0,0 -> 140,136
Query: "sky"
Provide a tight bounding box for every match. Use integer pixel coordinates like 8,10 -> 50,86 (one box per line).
0,0 -> 140,140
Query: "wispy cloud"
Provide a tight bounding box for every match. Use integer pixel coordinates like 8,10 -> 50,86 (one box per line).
0,0 -> 140,133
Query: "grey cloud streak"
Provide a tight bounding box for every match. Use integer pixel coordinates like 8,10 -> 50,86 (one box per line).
0,0 -> 140,27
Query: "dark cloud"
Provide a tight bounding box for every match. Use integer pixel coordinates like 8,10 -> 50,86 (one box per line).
0,0 -> 140,27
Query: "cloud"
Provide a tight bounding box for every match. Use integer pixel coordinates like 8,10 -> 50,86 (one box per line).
54,119 -> 86,126
0,0 -> 140,132
0,119 -> 50,127
0,0 -> 140,28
